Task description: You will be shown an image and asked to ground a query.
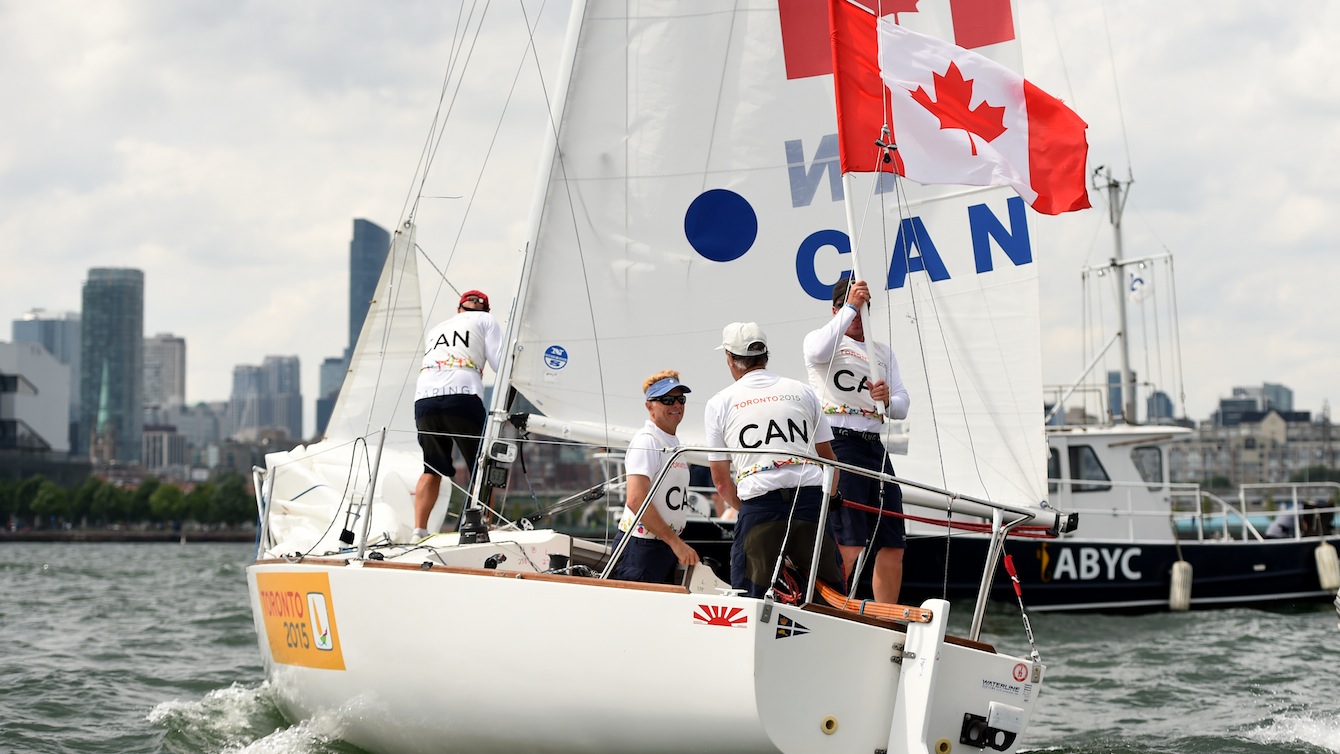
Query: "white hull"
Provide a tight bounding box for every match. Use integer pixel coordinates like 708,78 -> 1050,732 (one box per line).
247,534 -> 1045,754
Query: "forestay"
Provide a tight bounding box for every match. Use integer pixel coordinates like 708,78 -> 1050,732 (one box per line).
505,0 -> 1047,511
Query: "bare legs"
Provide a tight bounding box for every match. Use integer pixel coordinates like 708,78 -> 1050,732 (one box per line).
413,473 -> 443,530
838,544 -> 904,604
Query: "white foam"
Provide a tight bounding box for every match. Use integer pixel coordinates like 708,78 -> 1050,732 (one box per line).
147,681 -> 343,754
1247,712 -> 1340,753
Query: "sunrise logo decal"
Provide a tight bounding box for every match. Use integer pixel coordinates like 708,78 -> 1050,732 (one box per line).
693,604 -> 748,628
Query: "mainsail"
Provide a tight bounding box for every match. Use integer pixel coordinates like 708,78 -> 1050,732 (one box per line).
505,0 -> 1049,510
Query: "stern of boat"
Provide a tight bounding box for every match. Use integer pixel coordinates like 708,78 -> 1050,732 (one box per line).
752,599 -> 1044,754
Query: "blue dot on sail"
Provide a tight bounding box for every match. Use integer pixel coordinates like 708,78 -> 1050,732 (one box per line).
684,189 -> 757,262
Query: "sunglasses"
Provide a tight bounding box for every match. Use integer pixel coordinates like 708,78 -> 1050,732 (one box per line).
650,395 -> 687,405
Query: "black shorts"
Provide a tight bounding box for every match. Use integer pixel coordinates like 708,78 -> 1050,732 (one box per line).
414,394 -> 486,477
829,431 -> 906,550
732,487 -> 844,598
609,533 -> 678,585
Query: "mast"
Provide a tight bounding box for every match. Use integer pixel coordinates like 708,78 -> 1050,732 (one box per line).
468,0 -> 589,510
1094,166 -> 1136,424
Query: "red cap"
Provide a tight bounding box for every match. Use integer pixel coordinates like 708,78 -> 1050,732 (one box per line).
459,290 -> 490,312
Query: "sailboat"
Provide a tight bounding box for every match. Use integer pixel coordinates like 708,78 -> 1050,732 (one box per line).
245,1 -> 1077,752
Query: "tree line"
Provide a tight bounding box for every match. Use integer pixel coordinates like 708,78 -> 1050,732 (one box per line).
0,474 -> 256,530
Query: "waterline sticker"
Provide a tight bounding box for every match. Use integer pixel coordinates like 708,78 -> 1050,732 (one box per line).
255,572 -> 346,670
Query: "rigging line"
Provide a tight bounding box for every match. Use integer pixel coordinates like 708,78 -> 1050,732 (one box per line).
431,0 -> 553,282
357,231 -> 420,440
898,193 -> 1001,504
539,12 -> 612,451
398,0 -> 479,226
1149,264 -> 1165,409
883,176 -> 959,579
1098,0 -> 1135,176
696,0 -> 739,193
419,0 -> 495,202
299,437 -> 373,559
1040,0 -> 1078,108
1167,254 -> 1187,417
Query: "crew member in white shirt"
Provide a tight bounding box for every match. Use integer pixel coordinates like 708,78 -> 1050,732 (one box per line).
412,289 -> 503,540
704,322 -> 844,598
803,277 -> 910,603
610,371 -> 702,583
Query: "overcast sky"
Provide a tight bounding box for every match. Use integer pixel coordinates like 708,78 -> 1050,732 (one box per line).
3,0 -> 1336,437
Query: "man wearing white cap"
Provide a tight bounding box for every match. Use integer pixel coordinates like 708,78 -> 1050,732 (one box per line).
412,289 -> 503,540
610,370 -> 702,583
804,277 -> 910,603
703,322 -> 844,598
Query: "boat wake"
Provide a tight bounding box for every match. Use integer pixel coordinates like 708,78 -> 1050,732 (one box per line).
1246,711 -> 1340,753
148,682 -> 355,754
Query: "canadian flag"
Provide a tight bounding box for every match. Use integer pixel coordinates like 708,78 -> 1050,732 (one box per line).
829,0 -> 1091,215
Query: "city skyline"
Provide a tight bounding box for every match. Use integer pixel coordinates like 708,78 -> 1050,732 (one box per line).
1,2 -> 1336,435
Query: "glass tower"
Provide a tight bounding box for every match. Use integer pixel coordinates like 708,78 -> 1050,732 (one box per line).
349,219 -> 391,354
79,268 -> 144,462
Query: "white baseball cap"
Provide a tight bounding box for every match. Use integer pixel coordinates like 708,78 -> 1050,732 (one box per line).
717,322 -> 768,356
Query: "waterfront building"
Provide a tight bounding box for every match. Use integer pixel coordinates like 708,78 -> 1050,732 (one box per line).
1169,408 -> 1337,489
12,308 -> 81,450
79,268 -> 144,463
0,341 -> 90,485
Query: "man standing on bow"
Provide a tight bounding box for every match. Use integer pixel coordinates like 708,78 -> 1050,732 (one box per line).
803,278 -> 910,603
704,322 -> 844,598
412,290 -> 503,540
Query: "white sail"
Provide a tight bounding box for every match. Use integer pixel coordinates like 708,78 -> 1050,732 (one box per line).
508,0 -> 1047,509
260,221 -> 430,554
324,221 -> 423,453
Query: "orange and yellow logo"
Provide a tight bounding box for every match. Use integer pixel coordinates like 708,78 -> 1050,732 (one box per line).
255,572 -> 346,670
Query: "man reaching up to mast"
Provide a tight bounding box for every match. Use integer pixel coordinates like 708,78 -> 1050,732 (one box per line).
803,278 -> 910,603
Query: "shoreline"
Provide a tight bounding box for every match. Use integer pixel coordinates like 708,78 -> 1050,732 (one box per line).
1,529 -> 257,543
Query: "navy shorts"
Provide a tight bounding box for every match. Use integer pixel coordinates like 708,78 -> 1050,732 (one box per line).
609,533 -> 678,584
829,431 -> 906,550
414,394 -> 486,477
731,487 -> 844,598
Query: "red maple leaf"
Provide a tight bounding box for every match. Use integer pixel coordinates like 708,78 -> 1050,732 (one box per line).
909,61 -> 1007,155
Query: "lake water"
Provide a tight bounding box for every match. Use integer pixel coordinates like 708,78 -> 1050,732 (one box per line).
2,541 -> 1337,753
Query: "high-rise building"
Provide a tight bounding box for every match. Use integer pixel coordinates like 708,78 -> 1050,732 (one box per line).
315,355 -> 348,437
12,308 -> 81,451
1106,370 -> 1137,423
144,332 -> 187,408
1147,391 -> 1175,424
1263,382 -> 1294,412
349,219 -> 391,354
229,365 -> 264,439
229,356 -> 303,441
79,268 -> 144,462
263,355 -> 303,441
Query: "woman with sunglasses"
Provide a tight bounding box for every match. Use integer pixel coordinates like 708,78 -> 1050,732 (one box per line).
610,370 -> 702,583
